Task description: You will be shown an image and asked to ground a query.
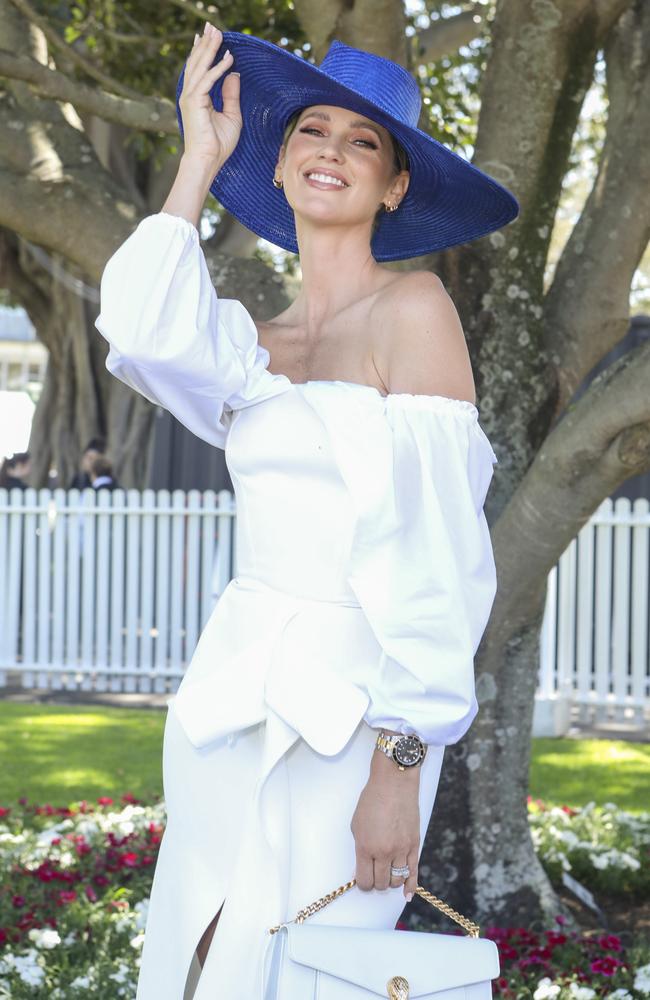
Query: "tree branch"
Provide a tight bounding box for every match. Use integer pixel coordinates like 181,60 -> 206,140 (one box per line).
7,0 -> 144,99
165,0 -> 221,27
472,0 -> 632,249
491,336 -> 650,633
0,49 -> 177,132
544,0 -> 650,411
412,7 -> 485,64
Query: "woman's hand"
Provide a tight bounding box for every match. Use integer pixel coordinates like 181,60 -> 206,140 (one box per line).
350,745 -> 421,901
178,22 -> 242,170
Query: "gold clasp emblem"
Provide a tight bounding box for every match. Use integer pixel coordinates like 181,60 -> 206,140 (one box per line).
387,975 -> 410,999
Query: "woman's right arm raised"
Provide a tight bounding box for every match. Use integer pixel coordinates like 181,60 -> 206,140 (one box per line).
163,22 -> 242,228
94,26 -> 288,450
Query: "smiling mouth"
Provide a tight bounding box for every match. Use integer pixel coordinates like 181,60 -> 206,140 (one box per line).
304,172 -> 350,189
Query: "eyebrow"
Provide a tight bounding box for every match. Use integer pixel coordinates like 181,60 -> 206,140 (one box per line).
299,109 -> 384,143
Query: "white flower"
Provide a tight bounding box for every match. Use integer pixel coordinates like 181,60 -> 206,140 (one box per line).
69,975 -> 91,989
11,950 -> 45,987
28,927 -> 62,949
605,990 -> 633,1000
134,898 -> 149,931
63,931 -> 76,946
533,978 -> 561,1000
115,913 -> 133,933
568,983 -> 595,1000
633,964 -> 650,995
130,932 -> 145,950
109,964 -> 131,984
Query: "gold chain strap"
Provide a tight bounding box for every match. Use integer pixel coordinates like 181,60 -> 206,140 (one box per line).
269,879 -> 480,938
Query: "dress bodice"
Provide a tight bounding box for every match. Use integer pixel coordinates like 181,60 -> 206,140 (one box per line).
226,386 -> 359,603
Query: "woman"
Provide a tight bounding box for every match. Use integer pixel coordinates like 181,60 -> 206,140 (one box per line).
95,24 -> 518,1000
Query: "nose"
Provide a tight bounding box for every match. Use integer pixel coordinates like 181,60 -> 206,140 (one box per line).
316,134 -> 346,161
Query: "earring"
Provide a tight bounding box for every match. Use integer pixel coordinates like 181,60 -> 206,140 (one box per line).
272,176 -> 283,189
385,202 -> 399,213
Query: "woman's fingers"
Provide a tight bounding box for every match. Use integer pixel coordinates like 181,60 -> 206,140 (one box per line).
403,846 -> 419,900
183,22 -> 223,88
355,850 -> 374,891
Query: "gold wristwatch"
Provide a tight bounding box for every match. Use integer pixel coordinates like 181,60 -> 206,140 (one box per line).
375,730 -> 427,770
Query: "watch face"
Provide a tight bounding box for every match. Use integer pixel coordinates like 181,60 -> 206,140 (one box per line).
393,736 -> 425,767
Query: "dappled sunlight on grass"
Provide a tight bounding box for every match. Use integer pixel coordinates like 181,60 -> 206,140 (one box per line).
529,738 -> 650,813
0,702 -> 165,805
1,703 -> 647,812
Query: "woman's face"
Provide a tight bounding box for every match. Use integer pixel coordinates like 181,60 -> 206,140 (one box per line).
276,104 -> 409,233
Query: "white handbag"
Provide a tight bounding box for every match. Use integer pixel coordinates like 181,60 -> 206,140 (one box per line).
263,878 -> 500,999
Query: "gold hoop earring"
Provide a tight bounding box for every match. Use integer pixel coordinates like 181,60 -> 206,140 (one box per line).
272,176 -> 283,189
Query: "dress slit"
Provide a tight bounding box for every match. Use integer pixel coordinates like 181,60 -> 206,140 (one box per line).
183,899 -> 226,1000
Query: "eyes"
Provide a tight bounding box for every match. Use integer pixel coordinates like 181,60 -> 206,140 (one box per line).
299,126 -> 378,149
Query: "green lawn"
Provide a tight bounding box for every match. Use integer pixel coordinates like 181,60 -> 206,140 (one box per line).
0,701 -> 648,811
0,702 -> 165,805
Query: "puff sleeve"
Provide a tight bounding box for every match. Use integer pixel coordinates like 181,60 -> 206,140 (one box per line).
351,394 -> 498,746
94,211 -> 290,448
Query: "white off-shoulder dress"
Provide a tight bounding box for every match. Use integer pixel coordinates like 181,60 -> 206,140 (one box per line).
94,211 -> 499,1000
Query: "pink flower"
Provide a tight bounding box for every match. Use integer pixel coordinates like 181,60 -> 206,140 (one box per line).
12,895 -> 26,908
85,885 -> 98,902
97,796 -> 114,806
57,890 -> 77,906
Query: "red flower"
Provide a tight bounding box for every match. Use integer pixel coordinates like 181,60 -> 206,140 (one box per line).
598,935 -> 622,952
57,890 -> 77,905
0,929 -> 7,944
97,797 -> 114,806
498,945 -> 519,960
545,932 -> 568,947
395,920 -> 408,930
12,895 -> 26,908
85,885 -> 98,902
119,852 -> 139,867
0,807 -> 11,817
590,957 -> 623,976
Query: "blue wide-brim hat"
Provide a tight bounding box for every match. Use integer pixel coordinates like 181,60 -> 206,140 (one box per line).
175,31 -> 519,262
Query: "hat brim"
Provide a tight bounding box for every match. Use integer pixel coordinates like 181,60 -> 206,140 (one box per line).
175,31 -> 519,262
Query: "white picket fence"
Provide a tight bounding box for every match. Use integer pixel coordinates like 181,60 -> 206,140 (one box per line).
1,489 -> 649,727
0,487 -> 235,692
537,496 -> 650,728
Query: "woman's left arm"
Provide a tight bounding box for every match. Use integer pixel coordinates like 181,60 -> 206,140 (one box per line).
349,278 -> 499,898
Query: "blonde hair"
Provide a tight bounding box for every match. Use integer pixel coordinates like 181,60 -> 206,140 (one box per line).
280,108 -> 410,238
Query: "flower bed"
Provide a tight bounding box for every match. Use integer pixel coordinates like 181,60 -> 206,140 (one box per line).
0,795 -> 648,997
529,800 -> 650,899
0,796 -> 163,997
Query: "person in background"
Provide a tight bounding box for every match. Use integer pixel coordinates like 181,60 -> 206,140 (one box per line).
0,451 -> 31,490
68,437 -> 107,489
89,454 -> 118,491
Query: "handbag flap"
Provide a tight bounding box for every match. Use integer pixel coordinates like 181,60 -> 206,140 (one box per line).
286,924 -> 499,998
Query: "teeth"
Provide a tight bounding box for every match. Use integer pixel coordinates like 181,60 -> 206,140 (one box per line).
307,173 -> 347,187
